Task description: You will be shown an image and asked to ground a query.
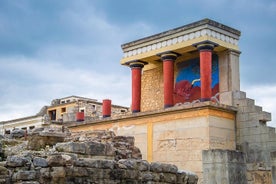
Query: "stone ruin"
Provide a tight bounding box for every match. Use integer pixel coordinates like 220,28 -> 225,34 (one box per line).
0,127 -> 198,184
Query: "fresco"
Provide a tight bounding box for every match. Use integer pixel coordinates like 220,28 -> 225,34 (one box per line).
174,54 -> 219,104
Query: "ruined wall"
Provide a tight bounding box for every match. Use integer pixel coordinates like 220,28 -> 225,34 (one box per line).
0,128 -> 198,184
2,155 -> 198,184
69,103 -> 236,183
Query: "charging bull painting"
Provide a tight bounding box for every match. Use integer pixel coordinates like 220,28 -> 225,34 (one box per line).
174,54 -> 219,103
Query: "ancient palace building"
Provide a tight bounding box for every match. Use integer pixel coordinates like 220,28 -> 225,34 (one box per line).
68,19 -> 276,184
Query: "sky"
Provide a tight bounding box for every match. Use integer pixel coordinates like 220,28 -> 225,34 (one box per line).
0,0 -> 276,126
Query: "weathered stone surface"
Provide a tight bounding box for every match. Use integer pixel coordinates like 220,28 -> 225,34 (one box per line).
27,126 -> 70,151
203,149 -> 246,184
5,156 -> 30,167
85,141 -> 106,155
46,154 -> 73,166
50,166 -> 66,178
9,129 -> 26,139
55,142 -> 86,154
0,130 -> 198,184
27,134 -> 65,151
33,157 -> 48,168
150,162 -> 178,174
14,170 -> 37,181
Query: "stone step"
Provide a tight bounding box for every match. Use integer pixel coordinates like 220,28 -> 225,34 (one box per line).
233,90 -> 247,100
258,111 -> 272,122
234,98 -> 255,108
254,105 -> 263,112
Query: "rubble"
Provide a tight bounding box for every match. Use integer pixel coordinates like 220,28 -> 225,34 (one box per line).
0,127 -> 198,183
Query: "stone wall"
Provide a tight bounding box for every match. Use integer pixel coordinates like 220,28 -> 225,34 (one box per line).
68,102 -> 236,183
141,66 -> 163,112
2,155 -> 198,184
0,128 -> 198,184
230,90 -> 275,183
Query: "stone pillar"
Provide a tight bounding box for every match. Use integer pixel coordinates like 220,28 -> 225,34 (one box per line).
159,52 -> 179,108
195,42 -> 216,101
202,149 -> 247,184
129,61 -> 146,113
102,99 -> 111,118
219,49 -> 241,106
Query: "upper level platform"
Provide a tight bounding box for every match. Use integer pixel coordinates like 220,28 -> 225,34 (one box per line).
120,18 -> 241,70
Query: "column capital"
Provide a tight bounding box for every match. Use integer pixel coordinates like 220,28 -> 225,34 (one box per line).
157,51 -> 180,61
193,41 -> 219,51
126,60 -> 148,68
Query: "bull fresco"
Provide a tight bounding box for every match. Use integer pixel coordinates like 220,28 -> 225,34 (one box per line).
174,54 -> 219,104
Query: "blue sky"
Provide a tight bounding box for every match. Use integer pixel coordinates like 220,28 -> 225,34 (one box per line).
0,0 -> 276,126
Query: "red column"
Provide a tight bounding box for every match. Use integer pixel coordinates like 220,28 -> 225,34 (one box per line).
160,52 -> 178,108
200,50 -> 212,101
102,99 -> 111,118
196,43 -> 215,101
129,62 -> 145,113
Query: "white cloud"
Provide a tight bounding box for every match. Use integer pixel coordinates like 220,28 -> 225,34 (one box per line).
0,55 -> 131,121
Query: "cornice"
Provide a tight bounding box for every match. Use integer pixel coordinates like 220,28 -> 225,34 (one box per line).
120,19 -> 241,64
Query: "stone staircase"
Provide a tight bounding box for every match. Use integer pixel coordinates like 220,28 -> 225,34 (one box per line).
231,90 -> 276,183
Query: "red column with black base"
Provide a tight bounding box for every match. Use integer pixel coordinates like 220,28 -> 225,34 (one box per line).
159,52 -> 179,108
102,99 -> 111,118
129,61 -> 145,113
196,42 -> 215,101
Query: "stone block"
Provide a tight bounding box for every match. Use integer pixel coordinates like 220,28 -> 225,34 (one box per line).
242,106 -> 257,113
150,162 -> 178,174
47,154 -> 73,166
259,111 -> 272,122
209,116 -> 235,130
33,157 -> 48,168
85,142 -> 106,155
255,105 -> 263,112
236,112 -> 249,122
55,142 -> 86,154
233,90 -> 246,99
50,167 -> 65,178
220,91 -> 233,106
65,166 -> 89,177
15,170 -> 37,181
5,156 -> 30,167
202,149 -> 246,184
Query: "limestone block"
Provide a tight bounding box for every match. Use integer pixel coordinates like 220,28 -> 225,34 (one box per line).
150,162 -> 178,174
65,166 -> 89,177
255,105 -> 263,112
5,155 -> 30,167
209,116 -> 235,130
39,167 -> 51,179
237,120 -> 260,129
47,154 -> 73,167
236,98 -> 255,107
50,166 -> 65,178
220,91 -> 234,106
55,142 -> 86,154
33,157 -> 48,168
259,111 -> 272,122
15,170 -> 37,181
236,113 -> 250,122
233,90 -> 246,100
